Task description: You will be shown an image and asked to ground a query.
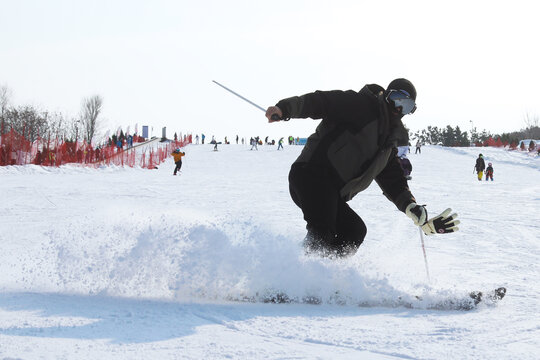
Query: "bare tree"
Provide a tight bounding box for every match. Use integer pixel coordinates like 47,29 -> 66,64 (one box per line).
45,111 -> 71,142
1,85 -> 12,133
523,113 -> 540,138
524,112 -> 539,128
66,117 -> 83,142
2,105 -> 49,142
81,95 -> 103,144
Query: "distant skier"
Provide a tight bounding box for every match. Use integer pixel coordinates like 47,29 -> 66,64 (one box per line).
415,141 -> 422,154
485,162 -> 494,181
250,137 -> 258,150
210,139 -> 221,151
397,146 -> 412,180
266,78 -> 460,258
475,154 -> 485,181
171,148 -> 185,175
277,137 -> 284,150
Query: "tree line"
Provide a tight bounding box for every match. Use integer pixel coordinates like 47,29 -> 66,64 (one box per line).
0,85 -> 102,144
411,115 -> 539,147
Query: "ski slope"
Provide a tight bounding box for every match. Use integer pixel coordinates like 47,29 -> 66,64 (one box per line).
0,143 -> 538,359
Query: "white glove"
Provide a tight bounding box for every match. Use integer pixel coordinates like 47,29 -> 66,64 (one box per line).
405,203 -> 427,226
421,208 -> 460,235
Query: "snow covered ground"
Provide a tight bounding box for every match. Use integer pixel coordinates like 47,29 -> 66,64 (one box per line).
0,143 -> 538,359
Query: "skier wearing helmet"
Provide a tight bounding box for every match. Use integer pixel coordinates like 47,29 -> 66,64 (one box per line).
266,78 -> 459,258
171,148 -> 185,176
485,162 -> 494,181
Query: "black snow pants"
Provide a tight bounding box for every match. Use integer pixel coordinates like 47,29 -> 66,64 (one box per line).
288,163 -> 366,257
174,160 -> 182,175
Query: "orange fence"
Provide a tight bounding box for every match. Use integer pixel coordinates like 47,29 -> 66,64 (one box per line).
0,129 -> 191,168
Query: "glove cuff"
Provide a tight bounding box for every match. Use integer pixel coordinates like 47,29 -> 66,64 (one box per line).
405,203 -> 427,226
405,202 -> 416,213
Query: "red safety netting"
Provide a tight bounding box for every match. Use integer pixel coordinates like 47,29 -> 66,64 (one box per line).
0,128 -> 192,168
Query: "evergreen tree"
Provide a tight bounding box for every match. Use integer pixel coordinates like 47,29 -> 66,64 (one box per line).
442,125 -> 455,146
454,126 -> 469,146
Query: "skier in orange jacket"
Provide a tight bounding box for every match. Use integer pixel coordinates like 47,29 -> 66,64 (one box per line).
171,148 -> 185,175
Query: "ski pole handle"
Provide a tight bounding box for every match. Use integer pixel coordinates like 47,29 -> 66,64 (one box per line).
270,114 -> 281,121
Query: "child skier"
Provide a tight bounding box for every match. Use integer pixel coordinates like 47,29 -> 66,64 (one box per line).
171,148 -> 185,175
485,162 -> 494,181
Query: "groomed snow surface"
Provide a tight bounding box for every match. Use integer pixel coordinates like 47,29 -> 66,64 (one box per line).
1,143 -> 538,359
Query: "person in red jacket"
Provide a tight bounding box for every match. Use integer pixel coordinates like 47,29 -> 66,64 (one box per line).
485,162 -> 494,181
171,148 -> 185,175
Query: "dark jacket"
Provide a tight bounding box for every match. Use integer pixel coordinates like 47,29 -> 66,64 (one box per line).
276,84 -> 415,212
475,157 -> 485,172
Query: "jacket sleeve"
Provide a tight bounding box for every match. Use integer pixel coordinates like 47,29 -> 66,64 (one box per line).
276,90 -> 355,120
375,151 -> 416,212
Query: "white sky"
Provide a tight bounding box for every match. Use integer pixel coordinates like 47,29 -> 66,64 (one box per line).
1,0 -> 538,141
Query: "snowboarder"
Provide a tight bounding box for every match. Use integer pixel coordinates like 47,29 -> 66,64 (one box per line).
210,139 -> 221,151
171,148 -> 185,175
266,78 -> 459,258
485,162 -> 494,181
475,154 -> 485,181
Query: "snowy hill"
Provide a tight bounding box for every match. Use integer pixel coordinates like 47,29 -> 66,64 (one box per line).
0,144 -> 538,359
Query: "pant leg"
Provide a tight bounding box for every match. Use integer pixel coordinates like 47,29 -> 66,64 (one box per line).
334,200 -> 366,256
289,164 -> 338,234
289,163 -> 365,257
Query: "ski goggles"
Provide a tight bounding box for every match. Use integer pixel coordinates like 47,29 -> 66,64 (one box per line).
386,89 -> 417,115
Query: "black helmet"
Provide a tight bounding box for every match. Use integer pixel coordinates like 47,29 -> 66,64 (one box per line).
387,78 -> 416,100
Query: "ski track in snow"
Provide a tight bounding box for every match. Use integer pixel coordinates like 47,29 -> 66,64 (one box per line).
0,144 -> 538,359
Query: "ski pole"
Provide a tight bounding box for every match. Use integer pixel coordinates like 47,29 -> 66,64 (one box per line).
418,226 -> 431,283
212,80 -> 280,120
